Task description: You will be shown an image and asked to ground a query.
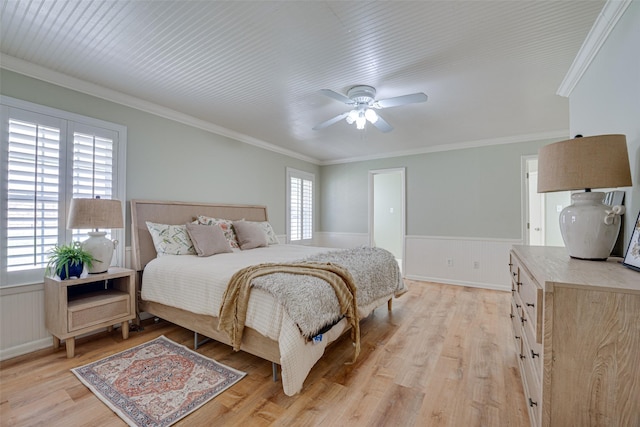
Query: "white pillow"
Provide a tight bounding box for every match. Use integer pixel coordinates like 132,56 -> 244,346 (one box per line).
146,221 -> 196,256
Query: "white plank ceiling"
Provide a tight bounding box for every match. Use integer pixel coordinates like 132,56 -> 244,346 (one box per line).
0,0 -> 606,163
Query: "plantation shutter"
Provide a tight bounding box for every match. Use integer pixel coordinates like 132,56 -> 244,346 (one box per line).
287,168 -> 314,243
4,112 -> 65,276
70,125 -> 117,242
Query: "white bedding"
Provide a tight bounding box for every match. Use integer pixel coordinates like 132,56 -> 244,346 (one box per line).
141,244 -> 405,395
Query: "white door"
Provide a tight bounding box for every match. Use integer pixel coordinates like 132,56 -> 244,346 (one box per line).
369,168 -> 405,274
528,170 -> 545,245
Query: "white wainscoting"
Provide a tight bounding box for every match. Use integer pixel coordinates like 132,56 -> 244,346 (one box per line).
0,283 -> 50,361
405,235 -> 521,291
318,232 -> 522,291
314,231 -> 370,248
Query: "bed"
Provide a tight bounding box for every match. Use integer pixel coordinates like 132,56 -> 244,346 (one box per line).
130,199 -> 407,395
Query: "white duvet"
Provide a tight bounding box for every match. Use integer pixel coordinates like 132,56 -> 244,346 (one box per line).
141,244 -> 405,395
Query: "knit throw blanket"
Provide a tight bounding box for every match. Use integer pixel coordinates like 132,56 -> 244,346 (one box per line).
217,247 -> 402,364
218,261 -> 361,363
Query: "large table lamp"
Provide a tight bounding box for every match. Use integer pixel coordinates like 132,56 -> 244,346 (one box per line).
537,134 -> 632,260
67,197 -> 124,273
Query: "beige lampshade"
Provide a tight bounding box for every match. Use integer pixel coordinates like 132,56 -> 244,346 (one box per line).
537,134 -> 632,193
67,198 -> 124,230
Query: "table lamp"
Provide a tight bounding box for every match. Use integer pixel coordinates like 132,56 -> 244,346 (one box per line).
67,197 -> 124,273
537,134 -> 632,260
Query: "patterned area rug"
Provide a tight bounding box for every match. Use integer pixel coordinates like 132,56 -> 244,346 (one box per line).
72,335 -> 245,427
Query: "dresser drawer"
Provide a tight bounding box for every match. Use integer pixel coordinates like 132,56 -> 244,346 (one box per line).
509,253 -> 519,286
520,338 -> 542,427
522,309 -> 543,379
510,298 -> 524,353
518,266 -> 543,344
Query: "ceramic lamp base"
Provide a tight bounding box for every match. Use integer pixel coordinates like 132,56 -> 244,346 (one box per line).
559,192 -> 621,260
82,231 -> 115,273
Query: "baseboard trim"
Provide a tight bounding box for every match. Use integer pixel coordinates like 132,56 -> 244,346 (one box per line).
403,274 -> 510,292
0,337 -> 52,361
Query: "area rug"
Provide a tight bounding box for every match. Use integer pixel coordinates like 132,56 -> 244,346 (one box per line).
71,335 -> 245,427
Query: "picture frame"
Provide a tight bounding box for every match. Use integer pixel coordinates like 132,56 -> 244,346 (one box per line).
622,209 -> 640,272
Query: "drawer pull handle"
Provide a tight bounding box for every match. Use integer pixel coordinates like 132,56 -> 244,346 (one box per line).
529,398 -> 538,407
526,303 -> 535,307
516,304 -> 521,308
510,313 -> 515,319
517,281 -> 523,287
519,353 -> 526,360
520,317 -> 527,324
531,350 -> 539,358
512,272 -> 517,277
515,335 -> 520,340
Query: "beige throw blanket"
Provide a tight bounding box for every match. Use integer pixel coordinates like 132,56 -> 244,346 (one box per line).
218,262 -> 361,363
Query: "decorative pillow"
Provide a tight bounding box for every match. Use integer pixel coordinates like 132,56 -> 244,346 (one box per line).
232,220 -> 268,250
146,221 -> 196,256
250,221 -> 279,245
196,215 -> 240,249
185,222 -> 233,257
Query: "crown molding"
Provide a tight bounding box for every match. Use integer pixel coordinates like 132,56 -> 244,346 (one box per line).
320,130 -> 568,166
557,0 -> 632,97
0,54 -> 320,165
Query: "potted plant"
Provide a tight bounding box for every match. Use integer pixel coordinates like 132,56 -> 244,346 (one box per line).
46,242 -> 98,280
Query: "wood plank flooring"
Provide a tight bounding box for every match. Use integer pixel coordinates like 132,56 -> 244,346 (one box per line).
0,280 -> 530,426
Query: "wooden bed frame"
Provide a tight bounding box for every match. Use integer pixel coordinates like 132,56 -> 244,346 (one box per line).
130,199 -> 281,364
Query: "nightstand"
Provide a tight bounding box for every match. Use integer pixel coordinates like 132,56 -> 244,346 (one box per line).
44,267 -> 136,358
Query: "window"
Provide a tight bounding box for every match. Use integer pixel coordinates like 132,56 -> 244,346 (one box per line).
1,96 -> 126,287
286,167 -> 314,243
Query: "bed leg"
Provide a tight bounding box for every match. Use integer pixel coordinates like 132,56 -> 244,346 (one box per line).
194,332 -> 211,350
388,298 -> 393,311
272,363 -> 279,382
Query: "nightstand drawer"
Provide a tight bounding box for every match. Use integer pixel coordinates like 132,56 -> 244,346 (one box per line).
68,290 -> 130,331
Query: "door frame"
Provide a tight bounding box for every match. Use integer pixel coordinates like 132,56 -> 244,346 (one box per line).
522,155 -> 546,245
368,167 -> 406,274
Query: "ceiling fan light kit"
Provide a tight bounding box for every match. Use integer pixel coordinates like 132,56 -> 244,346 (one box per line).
313,85 -> 427,133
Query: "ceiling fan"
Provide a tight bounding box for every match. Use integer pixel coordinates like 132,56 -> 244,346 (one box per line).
313,85 -> 428,133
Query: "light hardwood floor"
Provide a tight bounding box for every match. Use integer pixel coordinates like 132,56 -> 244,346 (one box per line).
0,280 -> 529,426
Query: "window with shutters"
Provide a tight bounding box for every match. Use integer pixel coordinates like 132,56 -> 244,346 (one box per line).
286,167 -> 314,244
1,96 -> 126,287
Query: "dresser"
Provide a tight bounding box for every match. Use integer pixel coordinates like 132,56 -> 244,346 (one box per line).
509,245 -> 640,427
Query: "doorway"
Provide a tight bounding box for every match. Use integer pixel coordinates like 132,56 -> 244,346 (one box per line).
527,159 -> 545,245
369,168 -> 405,274
523,157 -> 570,246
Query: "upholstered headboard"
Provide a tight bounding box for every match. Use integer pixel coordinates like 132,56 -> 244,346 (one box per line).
130,199 -> 268,271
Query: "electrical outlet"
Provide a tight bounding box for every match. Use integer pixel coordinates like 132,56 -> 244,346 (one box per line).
473,261 -> 480,269
447,259 -> 453,267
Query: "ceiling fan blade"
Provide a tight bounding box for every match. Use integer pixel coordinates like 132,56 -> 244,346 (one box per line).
319,89 -> 356,105
313,111 -> 350,131
374,92 -> 428,109
372,114 -> 393,133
